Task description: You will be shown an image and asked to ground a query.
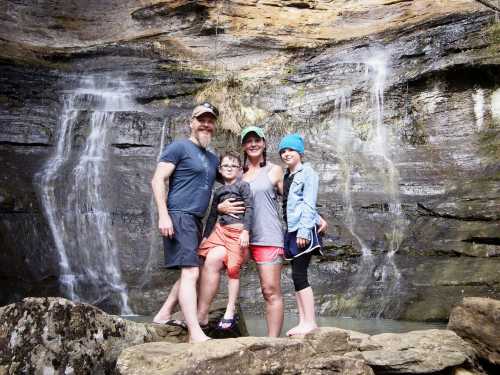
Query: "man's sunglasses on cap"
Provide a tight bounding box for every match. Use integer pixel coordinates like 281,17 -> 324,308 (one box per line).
200,102 -> 219,117
192,102 -> 219,119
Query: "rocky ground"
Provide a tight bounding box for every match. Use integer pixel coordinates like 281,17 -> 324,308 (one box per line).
1,297 -> 498,374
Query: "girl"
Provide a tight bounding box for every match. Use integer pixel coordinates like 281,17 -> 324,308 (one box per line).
279,133 -> 322,336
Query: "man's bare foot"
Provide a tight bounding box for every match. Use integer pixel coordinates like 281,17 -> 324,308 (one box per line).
152,315 -> 171,324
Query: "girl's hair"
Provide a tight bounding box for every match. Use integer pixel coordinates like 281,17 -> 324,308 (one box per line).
243,148 -> 266,172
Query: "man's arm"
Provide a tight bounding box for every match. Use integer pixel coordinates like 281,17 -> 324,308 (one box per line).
151,161 -> 176,238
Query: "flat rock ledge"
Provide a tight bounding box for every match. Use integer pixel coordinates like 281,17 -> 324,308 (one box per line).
448,297 -> 500,367
0,297 -> 186,375
117,327 -> 483,375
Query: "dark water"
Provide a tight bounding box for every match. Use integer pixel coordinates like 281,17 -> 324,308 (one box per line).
126,314 -> 446,337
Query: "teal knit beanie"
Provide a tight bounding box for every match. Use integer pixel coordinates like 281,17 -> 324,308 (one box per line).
278,134 -> 304,155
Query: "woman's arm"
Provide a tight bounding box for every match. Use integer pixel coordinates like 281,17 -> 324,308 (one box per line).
217,198 -> 245,217
267,163 -> 284,195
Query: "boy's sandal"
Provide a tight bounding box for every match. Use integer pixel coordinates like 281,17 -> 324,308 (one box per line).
217,317 -> 237,330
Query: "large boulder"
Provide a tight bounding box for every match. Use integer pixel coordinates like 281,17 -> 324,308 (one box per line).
0,297 -> 185,375
346,329 -> 480,374
116,335 -> 374,375
448,297 -> 500,367
117,327 -> 483,375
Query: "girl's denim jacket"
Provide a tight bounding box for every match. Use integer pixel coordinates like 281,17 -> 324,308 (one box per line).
286,162 -> 320,240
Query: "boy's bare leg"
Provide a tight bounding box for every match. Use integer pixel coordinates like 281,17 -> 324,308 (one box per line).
197,246 -> 226,325
220,277 -> 239,328
153,278 -> 180,323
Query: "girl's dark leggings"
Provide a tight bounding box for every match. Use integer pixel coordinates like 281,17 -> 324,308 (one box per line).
291,252 -> 313,292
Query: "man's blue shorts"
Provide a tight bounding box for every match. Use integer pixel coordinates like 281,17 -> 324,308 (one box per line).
163,211 -> 202,269
283,226 -> 323,261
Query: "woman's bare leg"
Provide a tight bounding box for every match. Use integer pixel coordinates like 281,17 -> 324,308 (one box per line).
257,263 -> 284,337
197,246 -> 226,325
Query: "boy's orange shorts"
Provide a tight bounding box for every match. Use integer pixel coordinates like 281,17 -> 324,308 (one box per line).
198,223 -> 248,279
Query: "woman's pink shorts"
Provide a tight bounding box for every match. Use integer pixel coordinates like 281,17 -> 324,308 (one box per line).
249,245 -> 284,265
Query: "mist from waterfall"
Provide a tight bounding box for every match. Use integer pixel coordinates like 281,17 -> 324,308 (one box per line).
36,77 -> 134,315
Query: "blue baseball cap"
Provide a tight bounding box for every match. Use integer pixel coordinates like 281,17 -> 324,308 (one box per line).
278,134 -> 304,155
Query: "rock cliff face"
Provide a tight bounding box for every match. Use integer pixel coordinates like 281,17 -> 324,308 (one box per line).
0,1 -> 499,319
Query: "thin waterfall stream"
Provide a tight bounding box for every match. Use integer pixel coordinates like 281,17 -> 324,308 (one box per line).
312,50 -> 407,318
36,77 -> 134,315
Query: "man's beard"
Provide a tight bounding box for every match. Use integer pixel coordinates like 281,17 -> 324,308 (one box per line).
196,131 -> 212,149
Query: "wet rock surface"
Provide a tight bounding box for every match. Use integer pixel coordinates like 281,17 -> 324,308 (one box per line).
448,297 -> 500,369
0,0 -> 499,319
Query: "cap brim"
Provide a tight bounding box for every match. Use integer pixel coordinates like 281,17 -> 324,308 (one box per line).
241,131 -> 265,143
192,108 -> 218,119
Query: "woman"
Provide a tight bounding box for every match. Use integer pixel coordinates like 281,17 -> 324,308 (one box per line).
197,126 -> 326,337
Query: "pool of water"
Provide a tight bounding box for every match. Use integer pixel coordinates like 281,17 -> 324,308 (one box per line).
245,315 -> 446,337
125,314 -> 446,337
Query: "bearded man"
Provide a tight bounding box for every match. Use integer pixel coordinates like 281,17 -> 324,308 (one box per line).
151,102 -> 219,342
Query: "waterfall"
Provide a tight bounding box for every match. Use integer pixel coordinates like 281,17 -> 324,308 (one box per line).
318,50 -> 406,318
365,51 -> 405,317
36,77 -> 134,315
139,119 -> 169,289
473,89 -> 485,131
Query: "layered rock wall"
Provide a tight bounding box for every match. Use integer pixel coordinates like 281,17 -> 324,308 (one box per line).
0,0 -> 498,319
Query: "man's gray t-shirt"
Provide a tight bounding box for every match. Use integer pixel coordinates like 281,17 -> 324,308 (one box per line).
159,139 -> 218,218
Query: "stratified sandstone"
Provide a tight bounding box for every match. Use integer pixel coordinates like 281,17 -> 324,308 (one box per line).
0,0 -> 498,320
448,297 -> 500,366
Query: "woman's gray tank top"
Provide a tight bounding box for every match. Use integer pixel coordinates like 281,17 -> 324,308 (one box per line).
247,165 -> 284,247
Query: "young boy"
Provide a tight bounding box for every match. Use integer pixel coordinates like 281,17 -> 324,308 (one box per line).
198,153 -> 253,330
278,133 -> 322,336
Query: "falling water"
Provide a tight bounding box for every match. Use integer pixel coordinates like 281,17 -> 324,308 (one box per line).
472,89 -> 485,131
333,93 -> 371,256
139,119 -> 169,289
36,77 -> 134,314
325,50 -> 406,318
363,51 -> 406,317
332,92 -> 379,317
38,95 -> 79,300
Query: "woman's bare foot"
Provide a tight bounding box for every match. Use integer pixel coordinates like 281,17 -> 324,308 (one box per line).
288,322 -> 318,336
286,325 -> 301,337
189,334 -> 211,343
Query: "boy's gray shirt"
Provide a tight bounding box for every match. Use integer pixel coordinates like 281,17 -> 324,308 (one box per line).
203,179 -> 253,238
